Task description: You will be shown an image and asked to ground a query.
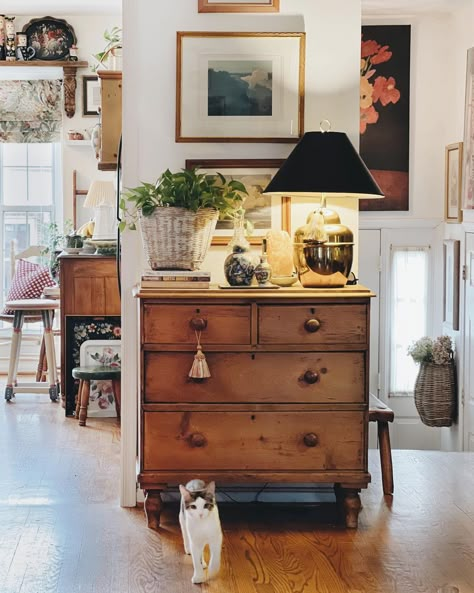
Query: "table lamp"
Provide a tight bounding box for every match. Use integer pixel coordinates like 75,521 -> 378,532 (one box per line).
263,126 -> 383,287
84,180 -> 117,241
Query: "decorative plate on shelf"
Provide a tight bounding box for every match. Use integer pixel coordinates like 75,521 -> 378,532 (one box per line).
22,16 -> 77,61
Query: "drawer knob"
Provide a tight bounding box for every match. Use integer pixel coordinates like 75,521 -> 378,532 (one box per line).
190,317 -> 207,331
190,433 -> 207,448
303,370 -> 319,384
303,433 -> 319,448
304,318 -> 321,333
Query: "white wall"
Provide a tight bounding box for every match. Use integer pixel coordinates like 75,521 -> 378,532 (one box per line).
9,16 -> 121,227
121,0 -> 362,505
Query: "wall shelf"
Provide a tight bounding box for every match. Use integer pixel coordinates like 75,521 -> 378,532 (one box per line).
0,60 -> 89,118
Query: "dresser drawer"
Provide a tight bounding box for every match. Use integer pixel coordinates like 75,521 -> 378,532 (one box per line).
144,351 -> 365,404
258,304 -> 367,345
142,304 -> 251,344
143,411 -> 365,471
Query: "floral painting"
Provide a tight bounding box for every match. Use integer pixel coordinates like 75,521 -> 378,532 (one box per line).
64,316 -> 121,416
359,25 -> 411,211
80,341 -> 121,418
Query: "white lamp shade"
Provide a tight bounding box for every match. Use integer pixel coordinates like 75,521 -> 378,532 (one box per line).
84,180 -> 116,208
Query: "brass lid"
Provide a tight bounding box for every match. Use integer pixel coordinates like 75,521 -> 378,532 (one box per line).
295,207 -> 353,244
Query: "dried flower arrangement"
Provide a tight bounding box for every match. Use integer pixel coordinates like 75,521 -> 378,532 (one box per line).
407,335 -> 453,365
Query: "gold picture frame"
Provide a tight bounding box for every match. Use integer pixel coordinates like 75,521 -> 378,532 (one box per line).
185,158 -> 290,245
445,142 -> 463,223
198,0 -> 280,12
176,32 -> 305,143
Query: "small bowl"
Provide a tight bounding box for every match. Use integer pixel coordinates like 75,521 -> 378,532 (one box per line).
270,275 -> 298,287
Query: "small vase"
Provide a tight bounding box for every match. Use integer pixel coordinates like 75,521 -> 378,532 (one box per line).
224,215 -> 257,286
254,238 -> 272,287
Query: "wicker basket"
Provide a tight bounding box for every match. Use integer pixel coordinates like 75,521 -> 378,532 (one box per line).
414,360 -> 456,427
138,207 -> 218,270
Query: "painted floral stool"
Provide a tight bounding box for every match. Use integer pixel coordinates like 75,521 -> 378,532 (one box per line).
72,366 -> 121,426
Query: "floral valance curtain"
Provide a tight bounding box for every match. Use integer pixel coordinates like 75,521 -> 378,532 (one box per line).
0,80 -> 62,143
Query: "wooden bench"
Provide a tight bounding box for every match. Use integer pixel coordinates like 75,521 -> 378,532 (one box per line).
369,393 -> 394,495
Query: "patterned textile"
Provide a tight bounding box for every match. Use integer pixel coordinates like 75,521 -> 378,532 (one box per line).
0,80 -> 62,143
3,258 -> 56,315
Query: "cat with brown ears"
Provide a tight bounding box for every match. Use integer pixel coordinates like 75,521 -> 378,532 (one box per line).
179,480 -> 223,584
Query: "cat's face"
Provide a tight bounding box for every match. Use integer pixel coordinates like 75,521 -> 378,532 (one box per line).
179,481 -> 216,520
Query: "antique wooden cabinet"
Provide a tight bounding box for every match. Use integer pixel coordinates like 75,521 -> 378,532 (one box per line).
97,70 -> 122,171
137,285 -> 373,528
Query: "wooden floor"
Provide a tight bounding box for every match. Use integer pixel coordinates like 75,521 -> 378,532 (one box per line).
0,393 -> 473,593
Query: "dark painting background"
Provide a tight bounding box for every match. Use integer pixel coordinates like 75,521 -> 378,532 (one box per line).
359,25 -> 411,211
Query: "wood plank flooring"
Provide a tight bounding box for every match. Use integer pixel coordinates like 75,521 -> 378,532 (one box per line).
0,392 -> 473,593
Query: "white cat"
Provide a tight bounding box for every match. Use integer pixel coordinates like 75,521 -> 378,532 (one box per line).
179,479 -> 223,584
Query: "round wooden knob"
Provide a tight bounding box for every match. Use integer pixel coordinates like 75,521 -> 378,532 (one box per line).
190,433 -> 207,448
190,317 -> 207,331
304,318 -> 321,333
303,433 -> 318,448
303,370 -> 319,384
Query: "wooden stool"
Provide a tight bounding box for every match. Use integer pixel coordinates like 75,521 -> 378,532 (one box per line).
4,299 -> 59,402
72,366 -> 121,427
369,393 -> 395,495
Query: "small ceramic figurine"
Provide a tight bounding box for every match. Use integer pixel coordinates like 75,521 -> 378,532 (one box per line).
5,16 -> 15,61
15,33 -> 35,60
0,15 -> 6,61
68,44 -> 78,61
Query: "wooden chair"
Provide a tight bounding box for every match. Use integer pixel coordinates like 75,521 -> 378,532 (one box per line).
369,393 -> 394,495
72,366 -> 121,426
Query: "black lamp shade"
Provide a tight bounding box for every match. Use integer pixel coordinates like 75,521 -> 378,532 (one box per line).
263,131 -> 384,199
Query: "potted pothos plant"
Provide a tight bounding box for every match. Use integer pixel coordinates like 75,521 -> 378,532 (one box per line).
92,26 -> 122,71
120,168 -> 247,270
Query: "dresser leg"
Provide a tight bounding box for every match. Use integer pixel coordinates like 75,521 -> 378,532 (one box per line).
144,490 -> 163,530
339,488 -> 362,528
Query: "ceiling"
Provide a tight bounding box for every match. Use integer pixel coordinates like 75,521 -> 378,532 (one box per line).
2,0 -> 462,17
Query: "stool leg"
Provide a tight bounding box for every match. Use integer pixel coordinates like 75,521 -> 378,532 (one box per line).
5,311 -> 24,401
36,336 -> 47,382
75,380 -> 83,418
79,380 -> 90,426
111,378 -> 121,420
42,310 -> 58,402
378,421 -> 394,495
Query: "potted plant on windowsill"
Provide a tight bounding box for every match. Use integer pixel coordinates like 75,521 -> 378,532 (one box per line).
120,168 -> 247,270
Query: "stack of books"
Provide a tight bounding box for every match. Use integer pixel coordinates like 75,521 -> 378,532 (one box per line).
140,270 -> 211,290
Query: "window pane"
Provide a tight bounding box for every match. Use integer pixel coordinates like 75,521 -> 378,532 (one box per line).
3,167 -> 27,205
389,247 -> 429,396
3,144 -> 27,167
28,144 -> 53,167
28,169 -> 53,205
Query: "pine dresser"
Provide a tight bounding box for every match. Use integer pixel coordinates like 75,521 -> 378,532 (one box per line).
136,284 -> 374,529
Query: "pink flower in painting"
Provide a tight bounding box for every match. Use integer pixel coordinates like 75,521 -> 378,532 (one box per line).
371,45 -> 392,65
113,326 -> 121,337
98,396 -> 110,409
360,105 -> 379,134
361,39 -> 380,58
372,76 -> 401,106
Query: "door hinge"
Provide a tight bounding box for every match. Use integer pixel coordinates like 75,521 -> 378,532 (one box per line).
462,265 -> 467,281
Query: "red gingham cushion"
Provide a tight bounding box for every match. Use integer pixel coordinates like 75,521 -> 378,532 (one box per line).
3,259 -> 56,315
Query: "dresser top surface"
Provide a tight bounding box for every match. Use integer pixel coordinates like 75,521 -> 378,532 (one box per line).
135,284 -> 375,300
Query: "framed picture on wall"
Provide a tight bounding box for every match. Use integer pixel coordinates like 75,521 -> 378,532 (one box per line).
443,239 -> 460,331
82,75 -> 101,116
198,0 -> 280,12
185,158 -> 290,245
445,142 -> 463,223
462,47 -> 474,210
176,32 -> 305,142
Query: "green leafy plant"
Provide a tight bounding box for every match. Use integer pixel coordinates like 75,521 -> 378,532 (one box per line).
119,168 -> 248,232
92,26 -> 122,72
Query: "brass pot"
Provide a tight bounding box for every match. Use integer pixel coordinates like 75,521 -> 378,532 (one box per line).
293,209 -> 354,288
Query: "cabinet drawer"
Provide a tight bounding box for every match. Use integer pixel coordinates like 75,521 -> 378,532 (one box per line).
144,351 -> 365,404
143,411 -> 365,471
258,304 -> 367,345
143,304 -> 251,344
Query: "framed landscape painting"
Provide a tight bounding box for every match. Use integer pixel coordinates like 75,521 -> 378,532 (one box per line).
176,32 -> 305,142
185,158 -> 289,244
198,0 -> 280,12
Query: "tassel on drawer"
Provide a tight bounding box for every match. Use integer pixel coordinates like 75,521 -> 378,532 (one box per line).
189,331 -> 211,379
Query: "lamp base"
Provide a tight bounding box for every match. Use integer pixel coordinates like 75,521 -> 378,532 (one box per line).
294,242 -> 353,288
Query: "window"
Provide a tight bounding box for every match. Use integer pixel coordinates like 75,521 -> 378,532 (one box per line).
0,143 -> 61,306
389,246 -> 430,396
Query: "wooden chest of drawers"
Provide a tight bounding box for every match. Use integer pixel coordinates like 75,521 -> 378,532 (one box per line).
137,285 -> 373,528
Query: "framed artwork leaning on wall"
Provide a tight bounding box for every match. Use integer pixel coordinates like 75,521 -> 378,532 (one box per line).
176,32 -> 305,143
445,142 -> 463,223
462,47 -> 474,210
185,158 -> 290,245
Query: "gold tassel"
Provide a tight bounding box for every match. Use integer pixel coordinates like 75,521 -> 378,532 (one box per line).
189,332 -> 211,379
